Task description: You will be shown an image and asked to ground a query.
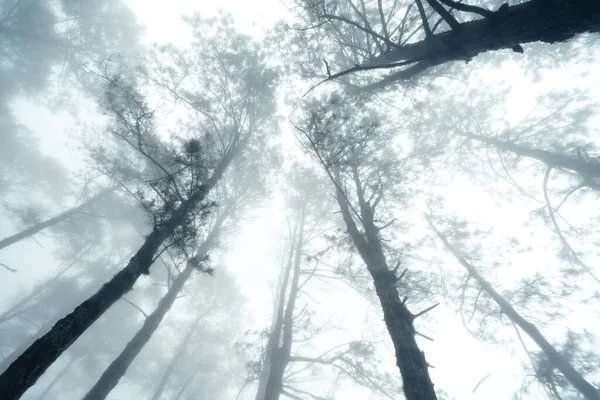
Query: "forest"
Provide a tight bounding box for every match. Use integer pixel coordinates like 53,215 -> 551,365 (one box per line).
0,0 -> 599,399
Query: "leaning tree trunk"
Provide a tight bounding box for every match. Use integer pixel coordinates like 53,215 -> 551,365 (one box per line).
460,131 -> 600,179
262,206 -> 305,400
428,219 -> 600,400
148,298 -> 204,400
363,0 -> 600,89
83,226 -> 219,400
0,187 -> 115,251
0,157 -> 230,400
333,170 -> 437,400
83,263 -> 196,400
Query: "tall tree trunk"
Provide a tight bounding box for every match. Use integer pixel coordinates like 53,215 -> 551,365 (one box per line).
333,169 -> 437,400
149,311 -> 203,400
428,219 -> 600,400
82,263 -> 196,400
0,322 -> 53,374
460,131 -> 600,179
262,206 -> 305,400
0,187 -> 115,251
255,219 -> 299,400
0,157 -> 230,399
37,355 -> 79,400
172,363 -> 202,400
83,229 -> 219,400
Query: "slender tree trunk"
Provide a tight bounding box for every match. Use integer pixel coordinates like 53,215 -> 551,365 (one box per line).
0,187 -> 115,251
460,131 -> 600,179
428,219 -> 600,400
149,311 -> 203,400
0,157 -> 230,399
83,231 -> 218,400
333,170 -> 437,400
172,363 -> 202,400
255,219 -> 298,400
262,207 -> 305,400
83,264 -> 195,400
37,355 -> 79,400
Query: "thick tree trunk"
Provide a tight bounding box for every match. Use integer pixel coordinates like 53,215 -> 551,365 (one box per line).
429,220 -> 600,400
0,187 -> 115,251
0,322 -> 53,374
82,262 -> 196,400
365,0 -> 600,88
333,170 -> 437,400
460,132 -> 600,178
0,158 -> 229,399
149,310 -> 203,400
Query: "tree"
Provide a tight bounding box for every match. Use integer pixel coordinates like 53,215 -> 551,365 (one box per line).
0,14 -> 277,398
294,95 -> 439,400
0,186 -> 116,252
291,0 -> 600,90
426,216 -> 600,400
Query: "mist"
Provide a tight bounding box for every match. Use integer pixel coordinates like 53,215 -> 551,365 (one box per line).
0,1 -> 599,400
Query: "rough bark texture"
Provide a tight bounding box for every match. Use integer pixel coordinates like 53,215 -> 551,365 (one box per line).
0,187 -> 115,251
430,220 -> 600,400
363,0 -> 600,88
333,170 -> 437,400
82,262 -> 196,400
0,157 -> 230,399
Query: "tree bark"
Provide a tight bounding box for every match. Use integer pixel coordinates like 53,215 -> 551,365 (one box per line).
0,187 -> 115,251
362,0 -> 600,88
333,170 -> 437,400
0,157 -> 230,399
428,219 -> 600,400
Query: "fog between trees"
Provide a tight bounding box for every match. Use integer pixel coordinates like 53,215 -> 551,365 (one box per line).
0,1 -> 599,399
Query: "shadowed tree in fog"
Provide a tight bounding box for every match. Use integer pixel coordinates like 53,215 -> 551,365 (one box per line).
251,166 -> 405,400
0,15 -> 277,399
84,152 -> 271,400
294,94 -> 439,400
290,0 -> 600,90
426,216 -> 600,400
0,186 -> 117,252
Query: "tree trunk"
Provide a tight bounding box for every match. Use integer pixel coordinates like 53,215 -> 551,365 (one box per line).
82,263 -> 195,400
83,231 -> 218,400
428,219 -> 600,400
255,218 -> 298,400
364,0 -> 600,88
262,206 -> 305,400
172,363 -> 202,400
460,131 -> 600,178
149,311 -> 203,400
333,170 -> 437,400
0,158 -> 229,399
0,187 -> 115,251
36,355 -> 79,400
0,322 -> 53,374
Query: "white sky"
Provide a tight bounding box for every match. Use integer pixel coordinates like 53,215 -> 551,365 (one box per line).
2,1 -> 600,400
